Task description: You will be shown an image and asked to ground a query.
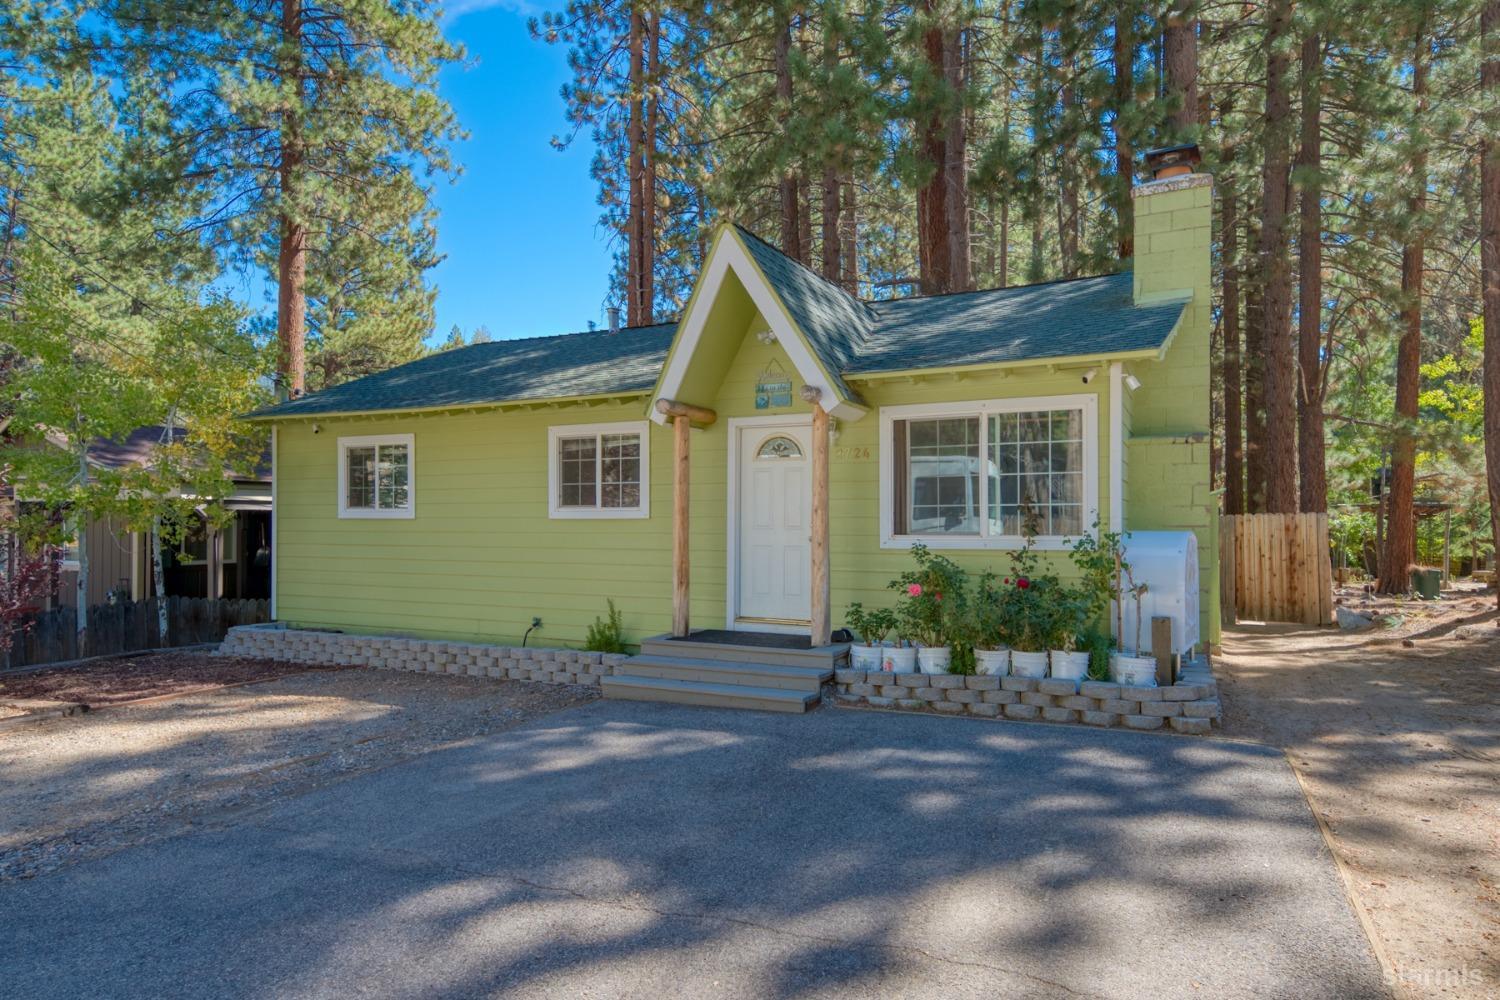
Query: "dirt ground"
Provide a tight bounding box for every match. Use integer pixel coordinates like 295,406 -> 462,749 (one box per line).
1218,588 -> 1500,999
0,650 -> 330,711
0,663 -> 597,881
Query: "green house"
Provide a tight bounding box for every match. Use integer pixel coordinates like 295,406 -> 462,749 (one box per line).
246,164 -> 1218,654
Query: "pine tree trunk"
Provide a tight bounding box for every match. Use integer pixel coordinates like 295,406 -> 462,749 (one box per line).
1222,179 -> 1245,516
999,197 -> 1009,287
1164,0 -> 1198,138
626,8 -> 649,325
840,172 -> 858,293
1297,33 -> 1327,513
1380,41 -> 1428,593
1059,69 -> 1079,279
798,172 -> 813,263
276,0 -> 307,396
821,165 -> 841,282
1243,284 -> 1266,512
944,21 -> 971,291
1483,0 -> 1500,611
640,11 -> 658,323
917,12 -> 951,294
1113,13 -> 1134,260
1257,0 -> 1298,513
774,16 -> 800,257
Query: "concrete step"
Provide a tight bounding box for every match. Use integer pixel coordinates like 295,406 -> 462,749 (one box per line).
620,655 -> 829,692
601,674 -> 819,713
638,634 -> 849,671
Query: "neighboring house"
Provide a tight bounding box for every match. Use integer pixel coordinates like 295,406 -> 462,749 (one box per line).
47,426 -> 273,609
246,152 -> 1218,650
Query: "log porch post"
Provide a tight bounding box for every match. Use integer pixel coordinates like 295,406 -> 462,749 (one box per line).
803,386 -> 831,646
656,399 -> 718,638
672,414 -> 690,636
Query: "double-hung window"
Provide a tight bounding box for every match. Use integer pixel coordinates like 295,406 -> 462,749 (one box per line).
880,395 -> 1097,549
337,434 -> 414,519
547,422 -> 650,519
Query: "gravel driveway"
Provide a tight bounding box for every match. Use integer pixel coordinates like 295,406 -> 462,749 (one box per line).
4,698 -> 1384,999
0,668 -> 596,880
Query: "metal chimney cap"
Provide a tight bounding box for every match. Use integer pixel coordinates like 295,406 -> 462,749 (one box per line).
1141,143 -> 1203,180
607,306 -> 620,334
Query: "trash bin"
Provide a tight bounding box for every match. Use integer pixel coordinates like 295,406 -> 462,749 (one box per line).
1410,568 -> 1442,600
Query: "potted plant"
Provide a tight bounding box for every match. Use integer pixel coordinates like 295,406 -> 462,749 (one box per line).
1070,519 -> 1154,685
881,630 -> 918,673
969,572 -> 1011,676
994,510 -> 1057,678
890,544 -> 967,674
1047,588 -> 1092,681
844,602 -> 895,671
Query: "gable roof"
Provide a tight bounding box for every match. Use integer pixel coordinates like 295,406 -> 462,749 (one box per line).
246,229 -> 1187,422
245,323 -> 675,420
732,226 -> 874,389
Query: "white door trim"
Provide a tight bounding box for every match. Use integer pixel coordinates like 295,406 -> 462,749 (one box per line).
725,413 -> 814,634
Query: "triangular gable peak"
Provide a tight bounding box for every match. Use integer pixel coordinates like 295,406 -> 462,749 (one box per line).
649,226 -> 869,425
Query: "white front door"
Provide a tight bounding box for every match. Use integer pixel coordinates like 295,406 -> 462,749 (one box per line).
736,422 -> 813,625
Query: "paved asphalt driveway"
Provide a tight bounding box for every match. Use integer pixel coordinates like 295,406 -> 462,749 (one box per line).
5,700 -> 1384,999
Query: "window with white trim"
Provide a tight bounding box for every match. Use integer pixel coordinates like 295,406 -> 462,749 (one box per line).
547,422 -> 650,519
337,434 -> 414,519
881,395 -> 1097,549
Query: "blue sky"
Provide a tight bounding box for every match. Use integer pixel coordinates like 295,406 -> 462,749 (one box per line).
431,2 -> 615,343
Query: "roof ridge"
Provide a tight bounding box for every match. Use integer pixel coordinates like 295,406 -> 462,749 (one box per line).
731,224 -> 880,324
441,319 -> 677,354
866,269 -> 1130,306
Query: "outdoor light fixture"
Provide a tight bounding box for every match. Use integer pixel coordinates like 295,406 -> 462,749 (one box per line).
756,329 -> 777,345
1080,367 -> 1098,385
1124,374 -> 1142,392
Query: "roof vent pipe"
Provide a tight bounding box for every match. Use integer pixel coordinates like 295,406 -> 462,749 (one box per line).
607,306 -> 620,335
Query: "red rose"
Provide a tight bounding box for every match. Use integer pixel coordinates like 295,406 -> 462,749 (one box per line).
1017,578 -> 1030,589
1004,578 -> 1011,584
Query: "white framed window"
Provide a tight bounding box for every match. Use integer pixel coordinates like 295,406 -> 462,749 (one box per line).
547,421 -> 650,519
337,433 -> 414,519
879,394 -> 1098,550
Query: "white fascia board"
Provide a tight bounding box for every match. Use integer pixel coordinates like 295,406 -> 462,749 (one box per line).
650,229 -> 863,424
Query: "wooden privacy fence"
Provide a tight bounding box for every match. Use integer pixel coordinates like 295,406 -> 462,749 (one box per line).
2,597 -> 270,671
1220,513 -> 1334,626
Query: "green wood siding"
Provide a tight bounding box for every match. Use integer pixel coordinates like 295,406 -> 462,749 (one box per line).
274,180 -> 1217,649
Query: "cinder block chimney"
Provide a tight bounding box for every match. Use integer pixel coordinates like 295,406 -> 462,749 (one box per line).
1132,143 -> 1211,308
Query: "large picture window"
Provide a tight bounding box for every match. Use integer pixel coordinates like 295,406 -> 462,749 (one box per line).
881,396 -> 1097,549
547,422 -> 650,519
337,434 -> 414,519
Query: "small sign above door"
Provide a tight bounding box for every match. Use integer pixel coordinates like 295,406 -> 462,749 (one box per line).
754,360 -> 793,409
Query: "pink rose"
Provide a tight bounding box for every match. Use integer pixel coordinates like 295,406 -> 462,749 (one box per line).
907,583 -> 922,597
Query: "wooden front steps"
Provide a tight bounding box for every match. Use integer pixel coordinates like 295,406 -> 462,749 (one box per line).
601,633 -> 848,714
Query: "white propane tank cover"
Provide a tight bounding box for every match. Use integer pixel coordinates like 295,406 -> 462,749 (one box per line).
1117,531 -> 1200,656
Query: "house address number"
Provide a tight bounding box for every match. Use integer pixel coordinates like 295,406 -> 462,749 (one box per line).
834,446 -> 872,461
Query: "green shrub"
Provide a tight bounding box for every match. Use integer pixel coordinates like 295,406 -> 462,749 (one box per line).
583,599 -> 627,654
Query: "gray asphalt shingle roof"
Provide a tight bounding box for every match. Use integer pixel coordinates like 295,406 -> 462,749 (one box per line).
247,230 -> 1185,421
245,323 -> 675,419
856,271 -> 1185,373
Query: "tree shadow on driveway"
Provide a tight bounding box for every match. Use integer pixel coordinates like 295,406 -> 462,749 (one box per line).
5,701 -> 1389,999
